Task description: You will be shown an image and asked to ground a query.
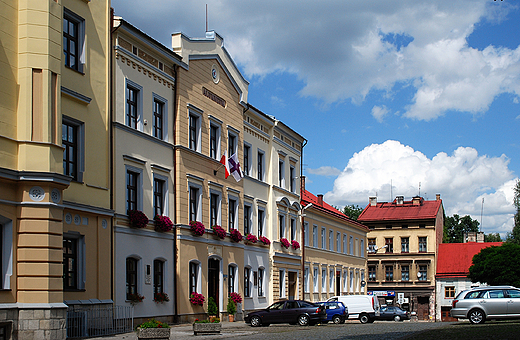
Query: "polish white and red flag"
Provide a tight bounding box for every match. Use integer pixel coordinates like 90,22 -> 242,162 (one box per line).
220,151 -> 230,179
228,152 -> 243,182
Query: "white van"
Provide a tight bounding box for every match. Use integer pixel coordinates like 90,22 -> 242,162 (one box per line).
327,295 -> 380,323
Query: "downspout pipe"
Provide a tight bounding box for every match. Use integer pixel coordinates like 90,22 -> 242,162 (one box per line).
172,64 -> 179,323
300,139 -> 308,300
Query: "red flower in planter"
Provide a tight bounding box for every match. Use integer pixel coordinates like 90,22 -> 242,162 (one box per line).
245,234 -> 258,243
229,229 -> 243,242
280,238 -> 290,249
258,236 -> 271,245
291,240 -> 300,250
190,292 -> 205,306
128,210 -> 149,228
230,292 -> 242,304
189,221 -> 205,236
211,225 -> 227,239
154,215 -> 173,232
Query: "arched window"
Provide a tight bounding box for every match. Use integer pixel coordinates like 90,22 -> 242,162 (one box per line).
154,259 -> 165,296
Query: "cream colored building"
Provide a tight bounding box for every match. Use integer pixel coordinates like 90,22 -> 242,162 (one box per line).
111,18 -> 183,323
0,0 -> 111,339
171,31 -> 248,323
301,183 -> 369,302
358,195 -> 444,321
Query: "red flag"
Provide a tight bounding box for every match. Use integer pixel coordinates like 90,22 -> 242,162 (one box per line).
220,151 -> 230,178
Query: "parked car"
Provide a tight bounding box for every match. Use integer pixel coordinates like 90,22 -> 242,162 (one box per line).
244,300 -> 327,327
316,301 -> 348,324
327,295 -> 380,323
450,285 -> 520,324
377,306 -> 410,321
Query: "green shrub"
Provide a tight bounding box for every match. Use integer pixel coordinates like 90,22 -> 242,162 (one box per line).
207,297 -> 218,316
137,318 -> 170,329
227,297 -> 236,315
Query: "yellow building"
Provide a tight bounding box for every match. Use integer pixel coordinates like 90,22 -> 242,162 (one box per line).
0,0 -> 111,338
357,195 -> 444,320
301,182 -> 369,302
171,31 -> 249,322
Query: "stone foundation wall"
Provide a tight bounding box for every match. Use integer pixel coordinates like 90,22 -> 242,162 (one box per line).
0,307 -> 67,340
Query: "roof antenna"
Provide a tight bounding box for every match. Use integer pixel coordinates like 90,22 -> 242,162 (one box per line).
206,4 -> 208,32
418,182 -> 421,197
480,197 -> 484,232
390,179 -> 393,202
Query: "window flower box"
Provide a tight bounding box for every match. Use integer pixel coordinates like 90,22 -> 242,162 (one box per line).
189,292 -> 205,306
190,221 -> 205,236
136,319 -> 170,340
291,240 -> 300,250
229,229 -> 242,243
129,210 -> 148,228
245,234 -> 258,244
211,225 -> 226,239
258,236 -> 271,245
280,237 -> 290,249
154,215 -> 173,232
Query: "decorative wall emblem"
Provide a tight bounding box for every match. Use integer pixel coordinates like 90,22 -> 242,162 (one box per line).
102,219 -> 108,229
51,189 -> 61,203
74,214 -> 81,225
29,186 -> 45,202
65,213 -> 73,224
211,64 -> 220,84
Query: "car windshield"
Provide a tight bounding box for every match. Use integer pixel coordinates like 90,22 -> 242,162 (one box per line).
267,301 -> 285,310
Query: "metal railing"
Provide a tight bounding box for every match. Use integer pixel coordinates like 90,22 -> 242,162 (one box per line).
66,304 -> 133,339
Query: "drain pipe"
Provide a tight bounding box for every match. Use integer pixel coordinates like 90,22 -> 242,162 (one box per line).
172,63 -> 179,323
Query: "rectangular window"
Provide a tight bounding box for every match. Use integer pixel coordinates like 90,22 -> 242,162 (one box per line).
189,261 -> 198,293
153,260 -> 164,296
244,267 -> 251,297
290,166 -> 295,192
368,238 -> 376,253
279,270 -> 285,297
63,238 -> 77,289
385,238 -> 393,253
279,159 -> 285,188
210,193 -> 219,227
343,234 -> 348,254
419,237 -> 427,252
304,268 -> 310,293
189,114 -> 200,151
126,258 -> 138,299
368,266 -> 376,282
243,144 -> 250,176
228,198 -> 237,230
228,265 -> 235,294
385,265 -> 393,281
257,151 -> 264,181
258,268 -> 264,296
189,187 -> 199,222
313,267 -> 319,293
329,230 -> 334,251
321,227 -> 326,249
258,209 -> 264,236
244,205 -> 251,235
360,239 -> 365,258
62,121 -> 78,180
445,286 -> 455,298
210,124 -> 219,159
304,223 -> 309,246
349,235 -> 354,254
419,265 -> 427,281
313,225 -> 318,247
63,9 -> 84,72
336,232 -> 341,253
290,218 -> 296,240
401,237 -> 409,253
126,86 -> 139,129
127,170 -> 139,213
228,132 -> 237,156
279,215 -> 285,239
401,265 -> 409,281
153,178 -> 164,217
322,269 -> 327,293
153,99 -> 163,139
329,269 -> 334,292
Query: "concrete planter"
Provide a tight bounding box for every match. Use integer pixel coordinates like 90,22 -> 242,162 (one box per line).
193,322 -> 221,335
136,327 -> 170,339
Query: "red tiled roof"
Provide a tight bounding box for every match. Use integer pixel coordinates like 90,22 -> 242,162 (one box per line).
301,190 -> 368,230
357,198 -> 442,222
436,242 -> 503,278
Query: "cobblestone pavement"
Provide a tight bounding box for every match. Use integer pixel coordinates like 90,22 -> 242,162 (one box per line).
96,320 -> 451,340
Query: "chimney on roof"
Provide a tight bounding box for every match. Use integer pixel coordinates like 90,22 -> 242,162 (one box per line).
369,197 -> 377,207
436,194 -> 441,201
465,232 -> 477,243
412,196 -> 422,206
396,196 -> 404,205
477,232 -> 484,243
317,194 -> 323,206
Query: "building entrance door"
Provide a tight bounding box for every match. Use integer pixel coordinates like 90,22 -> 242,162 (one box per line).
336,271 -> 341,296
208,258 -> 220,311
288,272 -> 297,300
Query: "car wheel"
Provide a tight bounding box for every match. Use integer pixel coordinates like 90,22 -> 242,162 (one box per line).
469,309 -> 485,324
250,316 -> 262,327
359,314 -> 369,324
394,315 -> 401,322
298,314 -> 310,326
332,315 -> 342,324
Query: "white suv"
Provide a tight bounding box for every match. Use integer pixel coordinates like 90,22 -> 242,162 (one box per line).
450,286 -> 520,324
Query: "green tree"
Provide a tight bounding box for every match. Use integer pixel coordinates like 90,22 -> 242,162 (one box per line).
443,214 -> 480,243
507,180 -> 520,244
468,242 -> 520,287
484,233 -> 502,242
343,204 -> 363,220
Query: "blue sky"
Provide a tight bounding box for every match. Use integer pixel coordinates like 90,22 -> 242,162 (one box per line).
112,0 -> 520,237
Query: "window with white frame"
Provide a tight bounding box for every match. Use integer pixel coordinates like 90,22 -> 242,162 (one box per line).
321,227 -> 326,249
258,267 -> 265,296
329,230 -> 334,251
188,109 -> 201,152
153,259 -> 165,298
152,93 -> 167,140
321,268 -> 327,293
126,165 -> 143,214
62,116 -> 85,182
349,235 -> 353,255
289,165 -> 295,193
228,264 -> 237,294
244,267 -> 251,297
278,159 -> 285,188
228,130 -> 238,156
188,182 -> 202,222
126,257 -> 139,300
189,260 -> 201,294
290,218 -> 296,240
0,217 -> 13,290
63,232 -> 85,290
349,270 -> 354,292
209,122 -> 221,160
343,234 -> 347,254
244,204 -> 252,235
329,268 -> 334,292
313,267 -> 319,293
126,80 -> 143,130
304,267 -> 310,293
342,271 -> 348,293
63,8 -> 85,72
313,225 -> 318,247
243,143 -> 251,176
209,191 -> 221,227
360,239 -> 365,258
279,269 -> 286,298
304,222 -> 309,246
228,196 -> 238,231
336,232 -> 341,253
257,207 -> 265,236
257,150 -> 264,181
153,174 -> 168,217
279,214 -> 285,239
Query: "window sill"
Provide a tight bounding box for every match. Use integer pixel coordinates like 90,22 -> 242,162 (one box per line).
64,288 -> 86,292
0,289 -> 12,292
65,65 -> 85,75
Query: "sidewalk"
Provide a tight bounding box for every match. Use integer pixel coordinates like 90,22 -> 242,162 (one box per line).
96,321 -> 254,340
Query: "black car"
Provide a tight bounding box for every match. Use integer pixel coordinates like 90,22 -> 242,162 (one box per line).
244,300 -> 326,327
377,306 -> 410,321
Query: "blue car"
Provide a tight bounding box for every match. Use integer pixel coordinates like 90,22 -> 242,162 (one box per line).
317,301 -> 348,324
